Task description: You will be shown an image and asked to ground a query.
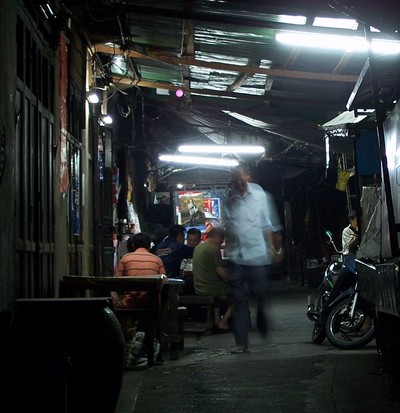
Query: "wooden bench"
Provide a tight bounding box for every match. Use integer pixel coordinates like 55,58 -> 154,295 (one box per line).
178,294 -> 229,335
59,275 -> 167,366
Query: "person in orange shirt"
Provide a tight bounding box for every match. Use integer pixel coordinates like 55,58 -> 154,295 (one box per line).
115,232 -> 165,367
116,232 -> 166,308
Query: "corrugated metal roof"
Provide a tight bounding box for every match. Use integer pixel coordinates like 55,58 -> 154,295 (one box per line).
63,0 -> 400,181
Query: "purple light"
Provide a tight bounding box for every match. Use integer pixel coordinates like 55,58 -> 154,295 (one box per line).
175,89 -> 184,98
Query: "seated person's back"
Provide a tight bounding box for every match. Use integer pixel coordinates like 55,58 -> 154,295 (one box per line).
192,227 -> 233,330
116,232 -> 165,308
180,227 -> 202,294
155,224 -> 194,278
192,227 -> 228,297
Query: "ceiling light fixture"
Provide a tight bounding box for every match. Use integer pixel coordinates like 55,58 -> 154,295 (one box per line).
87,90 -> 100,104
159,154 -> 239,167
98,114 -> 113,126
276,32 -> 400,54
178,145 -> 265,155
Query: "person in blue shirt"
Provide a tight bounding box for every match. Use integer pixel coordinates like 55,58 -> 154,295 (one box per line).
155,224 -> 194,278
224,164 -> 284,354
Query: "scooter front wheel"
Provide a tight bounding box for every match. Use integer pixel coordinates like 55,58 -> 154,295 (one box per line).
312,321 -> 326,344
325,297 -> 375,350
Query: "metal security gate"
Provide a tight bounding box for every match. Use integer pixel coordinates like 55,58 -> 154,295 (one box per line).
14,12 -> 55,298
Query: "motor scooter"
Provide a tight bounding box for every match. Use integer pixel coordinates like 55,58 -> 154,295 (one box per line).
307,231 -> 375,349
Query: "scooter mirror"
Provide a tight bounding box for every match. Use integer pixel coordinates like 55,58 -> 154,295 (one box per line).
325,230 -> 333,239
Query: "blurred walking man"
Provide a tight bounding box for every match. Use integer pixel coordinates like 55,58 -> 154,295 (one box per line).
224,164 -> 283,353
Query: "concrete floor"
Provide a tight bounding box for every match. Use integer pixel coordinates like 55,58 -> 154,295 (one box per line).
115,280 -> 400,413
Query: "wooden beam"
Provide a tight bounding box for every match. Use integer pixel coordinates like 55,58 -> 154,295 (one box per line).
94,44 -> 358,83
114,76 -> 341,105
227,72 -> 251,92
181,19 -> 195,97
183,0 -> 195,56
180,1 -> 195,97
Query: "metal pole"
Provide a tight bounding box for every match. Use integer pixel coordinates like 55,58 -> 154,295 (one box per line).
352,130 -> 362,238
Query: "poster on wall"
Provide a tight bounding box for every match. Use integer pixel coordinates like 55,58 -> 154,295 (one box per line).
203,197 -> 220,219
178,191 -> 204,227
174,189 -> 228,236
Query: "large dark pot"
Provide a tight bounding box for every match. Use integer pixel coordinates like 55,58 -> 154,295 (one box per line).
4,298 -> 124,413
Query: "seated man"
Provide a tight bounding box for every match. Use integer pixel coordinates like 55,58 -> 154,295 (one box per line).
116,232 -> 166,308
180,227 -> 202,294
155,224 -> 194,279
186,227 -> 202,248
192,227 -> 233,331
115,232 -> 165,367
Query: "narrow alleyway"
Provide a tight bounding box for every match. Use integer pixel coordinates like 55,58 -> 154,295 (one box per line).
116,280 -> 399,413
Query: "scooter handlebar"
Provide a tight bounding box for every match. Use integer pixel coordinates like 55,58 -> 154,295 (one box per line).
325,230 -> 343,254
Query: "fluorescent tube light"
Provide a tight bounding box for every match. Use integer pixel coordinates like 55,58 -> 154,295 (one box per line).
276,32 -> 368,52
158,154 -> 239,167
178,145 -> 265,155
371,39 -> 400,54
278,15 -> 307,25
276,32 -> 400,54
313,17 -> 358,30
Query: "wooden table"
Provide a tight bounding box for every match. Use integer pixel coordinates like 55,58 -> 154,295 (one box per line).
59,275 -> 184,365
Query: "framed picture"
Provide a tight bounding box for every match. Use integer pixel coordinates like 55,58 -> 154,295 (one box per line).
178,191 -> 204,227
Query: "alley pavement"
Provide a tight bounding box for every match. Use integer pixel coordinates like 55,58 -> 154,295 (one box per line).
115,279 -> 400,413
